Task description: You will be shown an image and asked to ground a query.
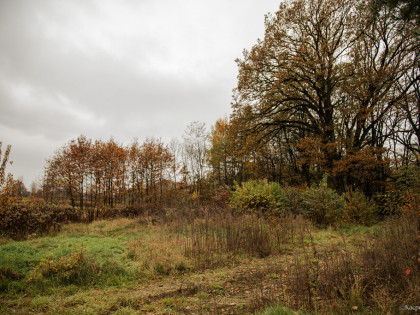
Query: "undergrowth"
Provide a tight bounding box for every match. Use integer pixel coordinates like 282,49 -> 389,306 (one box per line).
251,212 -> 419,314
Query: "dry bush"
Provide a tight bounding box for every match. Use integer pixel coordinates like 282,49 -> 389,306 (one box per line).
98,203 -> 164,220
161,208 -> 310,268
0,199 -> 75,239
270,214 -> 309,252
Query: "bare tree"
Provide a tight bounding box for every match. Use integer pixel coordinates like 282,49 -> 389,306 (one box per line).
182,121 -> 209,194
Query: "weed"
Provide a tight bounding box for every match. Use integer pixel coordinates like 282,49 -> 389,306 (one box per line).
258,215 -> 420,314
197,291 -> 209,299
182,212 -> 273,268
29,295 -> 51,312
260,305 -> 311,315
161,297 -> 175,307
27,246 -> 87,283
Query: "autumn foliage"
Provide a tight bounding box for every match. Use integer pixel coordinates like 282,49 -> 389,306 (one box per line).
1,0 -> 419,238
232,0 -> 418,193
41,136 -> 176,221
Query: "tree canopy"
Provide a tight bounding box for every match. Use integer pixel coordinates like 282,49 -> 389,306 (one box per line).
232,0 -> 419,191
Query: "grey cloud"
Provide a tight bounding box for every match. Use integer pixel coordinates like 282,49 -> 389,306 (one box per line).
0,0 -> 279,186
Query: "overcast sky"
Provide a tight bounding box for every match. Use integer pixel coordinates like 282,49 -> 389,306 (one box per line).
0,0 -> 280,187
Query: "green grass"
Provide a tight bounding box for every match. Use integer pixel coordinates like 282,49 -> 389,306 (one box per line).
0,218 -> 144,296
259,305 -> 314,315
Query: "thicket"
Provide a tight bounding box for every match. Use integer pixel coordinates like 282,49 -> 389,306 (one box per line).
2,166 -> 416,239
380,165 -> 420,216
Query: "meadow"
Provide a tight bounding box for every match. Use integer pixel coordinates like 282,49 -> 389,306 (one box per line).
1,206 -> 418,314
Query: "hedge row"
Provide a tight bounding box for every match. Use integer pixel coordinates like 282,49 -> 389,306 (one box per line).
0,200 -> 75,239
0,200 -> 156,239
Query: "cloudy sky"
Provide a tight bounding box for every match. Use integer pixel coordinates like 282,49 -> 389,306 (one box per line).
0,0 -> 280,187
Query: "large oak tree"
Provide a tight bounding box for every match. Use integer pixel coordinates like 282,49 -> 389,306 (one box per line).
232,0 -> 418,191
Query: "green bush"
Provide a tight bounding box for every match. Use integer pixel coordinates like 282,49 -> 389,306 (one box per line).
230,180 -> 289,214
300,175 -> 345,226
343,189 -> 377,225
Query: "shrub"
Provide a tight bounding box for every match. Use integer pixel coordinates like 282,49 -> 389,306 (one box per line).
212,185 -> 231,208
281,186 -> 305,215
300,175 -> 345,226
27,247 -> 87,284
343,190 -> 377,225
381,165 -> 420,216
0,199 -> 75,239
230,180 -> 289,215
0,174 -> 19,229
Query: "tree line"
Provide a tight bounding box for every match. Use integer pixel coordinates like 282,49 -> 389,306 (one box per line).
42,122 -> 209,216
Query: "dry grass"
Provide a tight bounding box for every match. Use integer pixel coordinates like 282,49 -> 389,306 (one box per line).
249,213 -> 420,314
122,210 -> 312,276
62,217 -> 141,236
169,210 -> 310,269
125,227 -> 191,278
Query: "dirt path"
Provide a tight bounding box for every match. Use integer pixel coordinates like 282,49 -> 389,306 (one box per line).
106,255 -> 289,314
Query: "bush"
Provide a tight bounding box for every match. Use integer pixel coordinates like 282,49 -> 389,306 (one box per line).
381,165 -> 420,216
0,199 -> 75,239
300,176 -> 345,226
229,177 -> 381,227
212,185 -> 231,208
27,247 -> 87,284
230,180 -> 289,215
343,189 -> 377,225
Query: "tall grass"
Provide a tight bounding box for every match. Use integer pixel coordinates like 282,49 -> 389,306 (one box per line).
125,230 -> 190,278
254,214 -> 419,314
183,213 -> 271,262
167,209 -> 310,269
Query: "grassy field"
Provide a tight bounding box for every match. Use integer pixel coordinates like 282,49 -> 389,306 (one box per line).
0,211 -> 418,314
